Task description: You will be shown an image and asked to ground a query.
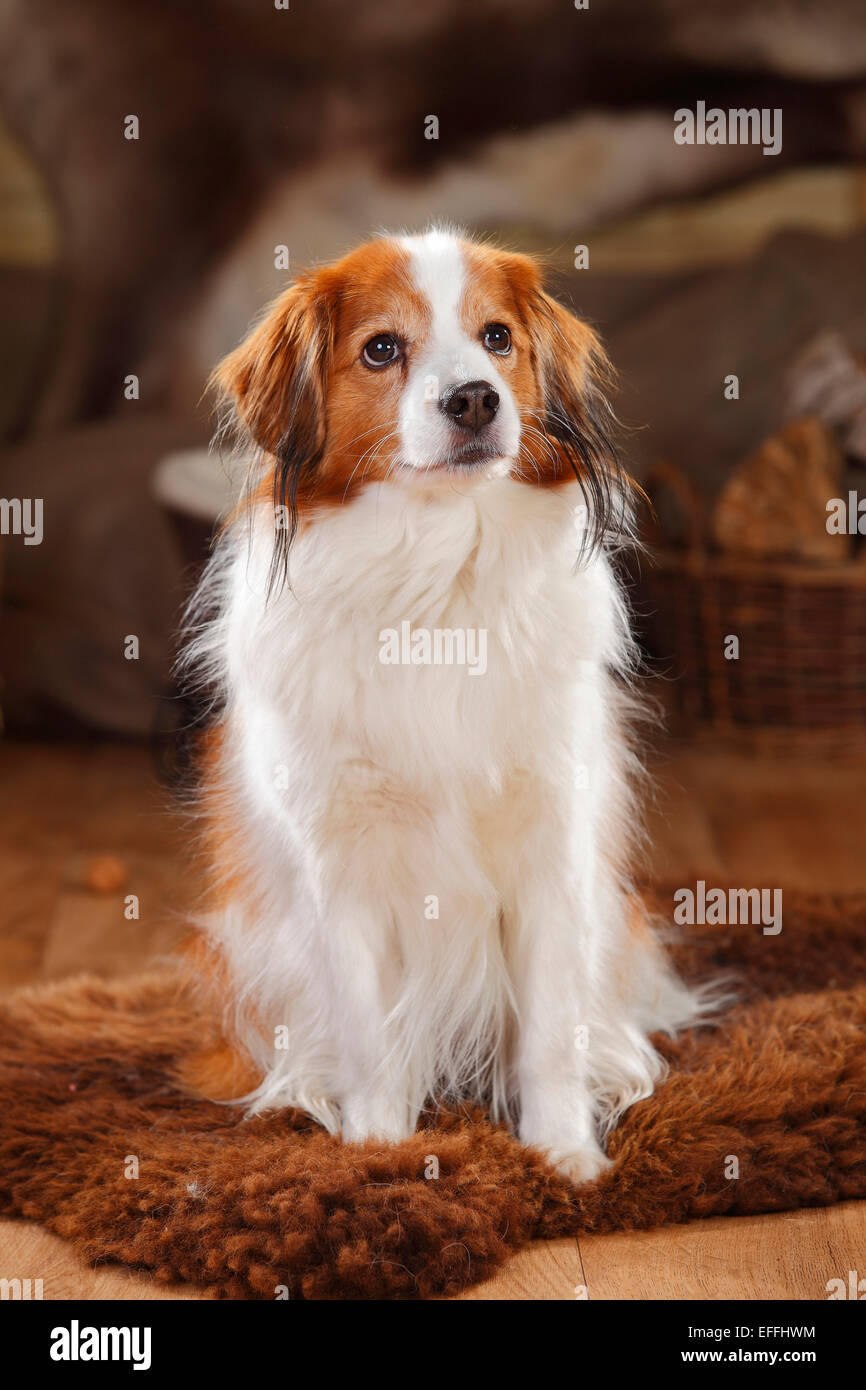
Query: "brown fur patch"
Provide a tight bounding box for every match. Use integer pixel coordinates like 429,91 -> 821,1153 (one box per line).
458,241 -> 615,491
2,887 -> 866,1299
192,723 -> 261,915
176,1039 -> 262,1103
215,237 -> 431,535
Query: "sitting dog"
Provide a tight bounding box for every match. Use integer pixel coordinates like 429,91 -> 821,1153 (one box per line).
180,227 -> 705,1183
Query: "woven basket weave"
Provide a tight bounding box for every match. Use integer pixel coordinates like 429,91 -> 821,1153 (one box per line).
643,551 -> 866,733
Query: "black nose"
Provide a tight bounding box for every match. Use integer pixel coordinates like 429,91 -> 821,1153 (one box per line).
440,379 -> 500,432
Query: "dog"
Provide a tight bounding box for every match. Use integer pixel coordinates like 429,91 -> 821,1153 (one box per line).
180,226 -> 705,1184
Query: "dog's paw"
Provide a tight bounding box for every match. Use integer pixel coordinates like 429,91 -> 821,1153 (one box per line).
546,1142 -> 613,1187
339,1095 -> 414,1144
546,1142 -> 613,1186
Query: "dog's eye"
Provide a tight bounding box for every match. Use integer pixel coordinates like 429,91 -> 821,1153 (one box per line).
362,333 -> 400,368
483,324 -> 511,355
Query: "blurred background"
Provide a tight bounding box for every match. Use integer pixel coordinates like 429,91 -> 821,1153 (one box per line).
2,0 -> 866,741
1,0 -> 866,1302
0,0 -> 865,977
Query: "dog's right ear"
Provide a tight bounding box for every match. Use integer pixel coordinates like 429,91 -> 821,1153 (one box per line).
210,275 -> 334,586
210,275 -> 331,461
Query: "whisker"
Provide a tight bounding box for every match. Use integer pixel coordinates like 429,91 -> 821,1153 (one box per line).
341,429 -> 402,499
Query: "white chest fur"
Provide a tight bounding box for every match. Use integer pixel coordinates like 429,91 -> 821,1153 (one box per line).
225,478 -> 624,790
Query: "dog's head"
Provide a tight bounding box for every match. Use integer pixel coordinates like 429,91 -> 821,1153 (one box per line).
212,227 -> 622,580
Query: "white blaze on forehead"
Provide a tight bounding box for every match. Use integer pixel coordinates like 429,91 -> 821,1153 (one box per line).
395,228 -> 521,471
399,229 -> 467,359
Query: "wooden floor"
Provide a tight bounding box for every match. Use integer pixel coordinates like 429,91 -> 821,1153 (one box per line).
1,738 -> 865,1301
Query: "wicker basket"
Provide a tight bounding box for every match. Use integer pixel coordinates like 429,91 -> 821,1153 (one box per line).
638,457 -> 866,751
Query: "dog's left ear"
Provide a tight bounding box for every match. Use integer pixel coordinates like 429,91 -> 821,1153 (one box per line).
526,284 -> 624,547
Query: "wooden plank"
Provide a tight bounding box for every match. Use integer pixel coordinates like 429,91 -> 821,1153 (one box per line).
643,757 -> 728,881
0,847 -> 60,993
0,743 -> 194,986
0,1218 -> 204,1300
451,1237 -> 586,1300
666,749 -> 866,894
578,1202 -> 866,1300
39,852 -> 189,982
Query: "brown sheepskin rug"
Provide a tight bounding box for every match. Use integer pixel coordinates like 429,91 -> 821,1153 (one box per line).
2,887 -> 866,1300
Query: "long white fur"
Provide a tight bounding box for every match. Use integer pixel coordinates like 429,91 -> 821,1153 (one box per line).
185,230 -> 707,1183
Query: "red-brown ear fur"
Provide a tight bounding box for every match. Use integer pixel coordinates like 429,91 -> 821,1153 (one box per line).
210,276 -> 329,457
210,274 -> 334,588
504,265 -> 626,546
531,288 -> 611,409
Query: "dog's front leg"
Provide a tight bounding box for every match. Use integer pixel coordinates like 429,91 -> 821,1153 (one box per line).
513,883 -> 612,1183
500,785 -> 613,1185
321,895 -> 418,1144
301,763 -> 445,1146
310,855 -> 420,1145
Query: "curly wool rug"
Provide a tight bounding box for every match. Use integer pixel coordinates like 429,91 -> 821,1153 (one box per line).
2,888 -> 866,1300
